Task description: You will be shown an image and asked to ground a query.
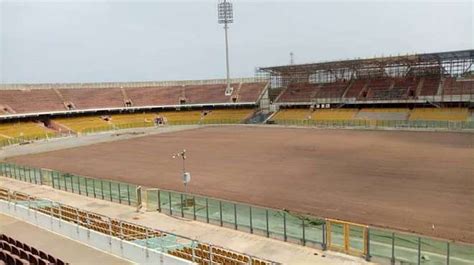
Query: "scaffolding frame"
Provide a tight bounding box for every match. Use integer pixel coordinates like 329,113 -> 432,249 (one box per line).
259,50 -> 474,88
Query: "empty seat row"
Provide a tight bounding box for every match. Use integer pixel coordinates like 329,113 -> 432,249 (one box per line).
0,234 -> 66,265
0,82 -> 267,115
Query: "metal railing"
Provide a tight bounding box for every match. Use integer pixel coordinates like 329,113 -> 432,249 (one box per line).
1,161 -> 473,264
0,119 -> 244,149
0,187 -> 276,265
271,119 -> 474,130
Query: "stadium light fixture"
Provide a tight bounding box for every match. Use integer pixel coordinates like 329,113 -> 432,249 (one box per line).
218,0 -> 234,96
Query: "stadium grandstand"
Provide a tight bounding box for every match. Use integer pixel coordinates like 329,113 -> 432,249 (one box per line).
1,50 -> 474,265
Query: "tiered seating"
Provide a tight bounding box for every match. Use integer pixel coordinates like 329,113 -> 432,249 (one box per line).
0,82 -> 267,116
237,82 -> 266,102
35,204 -> 162,241
315,82 -> 348,99
271,109 -> 312,121
409,108 -> 469,121
364,78 -> 395,100
0,89 -> 64,113
312,109 -> 358,120
184,84 -> 232,104
203,109 -> 254,123
276,83 -> 319,103
392,78 -> 419,98
110,113 -> 157,126
168,243 -> 270,265
443,78 -> 474,95
343,79 -> 366,98
0,122 -> 54,139
0,234 -> 66,265
125,86 -> 181,106
355,108 -> 409,120
419,77 -> 440,96
160,111 -> 205,124
59,88 -> 125,109
53,116 -> 110,133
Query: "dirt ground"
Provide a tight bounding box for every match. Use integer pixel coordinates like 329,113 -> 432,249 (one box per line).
7,126 -> 474,243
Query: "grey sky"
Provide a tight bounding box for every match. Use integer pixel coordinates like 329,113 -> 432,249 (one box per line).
0,0 -> 472,84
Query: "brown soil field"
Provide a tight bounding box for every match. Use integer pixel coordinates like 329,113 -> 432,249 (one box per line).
7,126 -> 474,243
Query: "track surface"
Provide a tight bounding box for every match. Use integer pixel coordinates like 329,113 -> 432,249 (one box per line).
7,126 -> 474,243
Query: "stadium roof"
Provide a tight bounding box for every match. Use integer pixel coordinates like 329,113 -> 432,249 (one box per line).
259,49 -> 474,74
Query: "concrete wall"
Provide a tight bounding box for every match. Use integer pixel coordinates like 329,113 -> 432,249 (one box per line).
0,200 -> 192,265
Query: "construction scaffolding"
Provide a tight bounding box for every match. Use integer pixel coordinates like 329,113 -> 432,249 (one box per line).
259,50 -> 474,87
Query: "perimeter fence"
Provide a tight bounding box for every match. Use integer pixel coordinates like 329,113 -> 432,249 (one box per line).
272,119 -> 474,130
0,119 -> 244,148
1,161 -> 473,264
0,162 -> 137,206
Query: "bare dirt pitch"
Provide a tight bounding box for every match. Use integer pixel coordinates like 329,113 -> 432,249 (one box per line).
7,126 -> 474,243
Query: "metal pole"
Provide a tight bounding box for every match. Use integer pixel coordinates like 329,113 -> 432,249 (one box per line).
446,242 -> 450,265
157,190 -> 161,212
224,22 -> 231,91
234,203 -> 237,230
391,232 -> 395,264
249,206 -> 253,234
206,198 -> 209,223
219,201 -> 223,226
265,209 -> 269,237
302,219 -> 306,246
417,237 -> 421,265
283,212 -> 287,241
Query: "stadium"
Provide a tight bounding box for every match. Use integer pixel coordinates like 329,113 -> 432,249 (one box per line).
0,1 -> 473,265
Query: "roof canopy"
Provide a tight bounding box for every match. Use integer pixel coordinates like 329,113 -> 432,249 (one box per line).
259,50 -> 474,76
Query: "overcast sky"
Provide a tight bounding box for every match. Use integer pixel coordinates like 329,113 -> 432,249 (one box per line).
0,0 -> 472,84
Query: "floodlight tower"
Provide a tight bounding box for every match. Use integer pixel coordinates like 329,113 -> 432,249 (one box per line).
218,0 -> 234,95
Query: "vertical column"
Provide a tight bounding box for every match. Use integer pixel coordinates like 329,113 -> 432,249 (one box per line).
302,219 -> 306,246
193,197 -> 196,220
365,228 -> 371,261
157,190 -> 161,212
205,198 -> 209,223
323,222 -> 328,250
283,212 -> 287,242
417,237 -> 421,265
127,185 -> 131,205
249,206 -> 253,234
265,209 -> 269,237
219,201 -> 223,226
446,242 -> 450,265
100,181 -> 104,199
117,183 -> 122,204
180,194 -> 184,218
233,203 -> 237,230
168,192 -> 172,215
391,232 -> 395,264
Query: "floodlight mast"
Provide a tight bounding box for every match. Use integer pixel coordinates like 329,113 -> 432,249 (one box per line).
218,0 -> 234,95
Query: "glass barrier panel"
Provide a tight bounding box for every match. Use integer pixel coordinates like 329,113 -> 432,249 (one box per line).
206,198 -> 221,225
251,207 -> 268,236
268,209 -> 285,240
420,237 -> 447,265
193,196 -> 208,222
285,212 -> 303,244
394,233 -> 419,264
450,242 -> 474,265
369,229 -> 393,260
182,194 -> 195,219
221,201 -> 235,228
169,192 -> 182,217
